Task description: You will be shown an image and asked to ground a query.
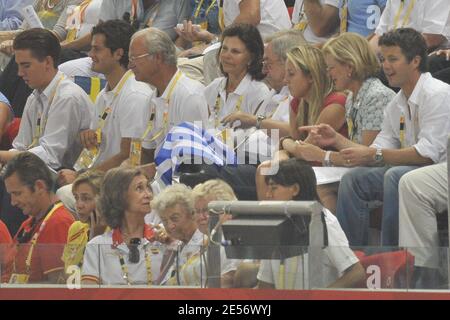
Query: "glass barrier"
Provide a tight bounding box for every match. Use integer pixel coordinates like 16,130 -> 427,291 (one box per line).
0,243 -> 449,290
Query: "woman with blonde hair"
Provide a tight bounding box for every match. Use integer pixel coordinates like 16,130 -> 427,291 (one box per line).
255,44 -> 347,202
283,33 -> 395,213
192,179 -> 236,235
285,44 -> 347,141
152,182 -> 239,288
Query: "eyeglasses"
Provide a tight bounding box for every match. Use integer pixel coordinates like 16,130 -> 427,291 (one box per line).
129,53 -> 151,63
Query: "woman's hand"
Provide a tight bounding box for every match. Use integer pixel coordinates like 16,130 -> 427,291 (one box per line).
294,141 -> 326,162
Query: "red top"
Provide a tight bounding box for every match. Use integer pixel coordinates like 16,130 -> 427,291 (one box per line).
290,92 -> 348,138
12,204 -> 74,283
0,220 -> 13,282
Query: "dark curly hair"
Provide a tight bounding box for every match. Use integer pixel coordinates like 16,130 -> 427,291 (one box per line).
264,158 -> 320,202
379,28 -> 428,73
91,19 -> 136,68
218,23 -> 265,80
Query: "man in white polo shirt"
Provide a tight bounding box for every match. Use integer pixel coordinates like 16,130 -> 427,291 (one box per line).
129,27 -> 208,168
56,20 -> 153,210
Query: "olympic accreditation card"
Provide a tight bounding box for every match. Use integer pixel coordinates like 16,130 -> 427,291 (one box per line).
129,138 -> 142,167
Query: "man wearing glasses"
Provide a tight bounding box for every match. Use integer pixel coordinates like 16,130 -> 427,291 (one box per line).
128,27 -> 208,181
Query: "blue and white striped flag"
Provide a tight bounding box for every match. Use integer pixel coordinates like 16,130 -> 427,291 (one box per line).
155,122 -> 237,185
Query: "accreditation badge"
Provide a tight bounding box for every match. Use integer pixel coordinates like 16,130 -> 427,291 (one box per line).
129,138 -> 143,167
294,21 -> 307,31
221,128 -> 235,151
9,273 -> 30,284
74,147 -> 99,171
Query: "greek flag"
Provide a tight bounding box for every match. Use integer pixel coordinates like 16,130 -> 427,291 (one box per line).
155,122 -> 237,185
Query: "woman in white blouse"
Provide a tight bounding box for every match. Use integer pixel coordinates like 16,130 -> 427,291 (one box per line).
81,168 -> 164,286
204,23 -> 271,139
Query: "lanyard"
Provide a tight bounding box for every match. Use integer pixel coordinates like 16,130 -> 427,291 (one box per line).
16,202 -> 64,275
194,0 -> 217,19
347,101 -> 360,142
218,0 -> 225,31
118,245 -> 153,285
213,91 -> 244,128
194,0 -> 206,19
340,0 -> 348,33
67,0 -> 92,27
294,2 -> 308,31
146,2 -> 161,28
393,0 -> 416,29
142,71 -> 182,143
95,70 -> 133,145
399,115 -> 405,148
29,75 -> 64,149
131,0 -> 138,23
277,256 -> 299,290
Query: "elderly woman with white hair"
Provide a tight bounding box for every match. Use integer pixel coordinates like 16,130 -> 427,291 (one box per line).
152,183 -> 238,287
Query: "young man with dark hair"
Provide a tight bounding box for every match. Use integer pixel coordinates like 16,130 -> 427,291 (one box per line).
4,152 -> 74,284
56,20 -> 153,211
4,28 -> 92,170
302,28 -> 450,247
0,28 -> 92,235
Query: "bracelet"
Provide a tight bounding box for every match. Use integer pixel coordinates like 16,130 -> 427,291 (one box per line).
322,150 -> 332,167
279,136 -> 295,151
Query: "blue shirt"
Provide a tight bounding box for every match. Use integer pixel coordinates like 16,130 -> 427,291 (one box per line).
0,0 -> 34,31
190,0 -> 220,35
340,0 -> 387,37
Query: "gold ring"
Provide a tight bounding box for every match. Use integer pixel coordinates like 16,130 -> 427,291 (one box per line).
347,159 -> 351,164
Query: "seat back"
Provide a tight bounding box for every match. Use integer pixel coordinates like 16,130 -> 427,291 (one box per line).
73,76 -> 107,103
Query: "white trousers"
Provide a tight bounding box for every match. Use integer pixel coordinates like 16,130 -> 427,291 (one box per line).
398,162 -> 448,268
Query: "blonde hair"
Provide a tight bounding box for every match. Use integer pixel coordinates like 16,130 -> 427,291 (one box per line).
322,32 -> 380,81
72,170 -> 104,196
192,179 -> 237,202
151,184 -> 195,217
286,45 -> 333,127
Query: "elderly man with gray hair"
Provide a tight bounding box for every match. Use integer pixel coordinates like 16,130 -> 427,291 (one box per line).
127,27 -> 208,176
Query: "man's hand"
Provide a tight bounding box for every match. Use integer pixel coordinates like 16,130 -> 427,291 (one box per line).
57,169 -> 78,187
80,129 -> 98,149
221,111 -> 257,129
299,124 -> 338,148
339,146 -> 376,167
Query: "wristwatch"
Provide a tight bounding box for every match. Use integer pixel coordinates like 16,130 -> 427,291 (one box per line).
374,147 -> 384,164
256,115 -> 266,130
323,150 -> 332,167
